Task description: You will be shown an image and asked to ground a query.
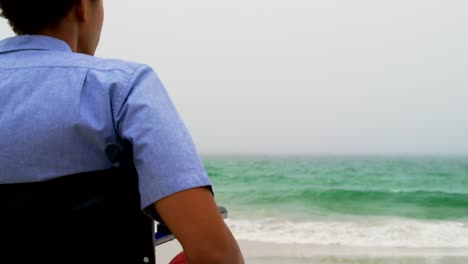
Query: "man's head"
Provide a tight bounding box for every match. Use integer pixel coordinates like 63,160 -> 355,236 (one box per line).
0,0 -> 104,55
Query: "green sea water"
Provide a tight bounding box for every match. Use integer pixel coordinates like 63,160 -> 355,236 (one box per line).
204,156 -> 468,221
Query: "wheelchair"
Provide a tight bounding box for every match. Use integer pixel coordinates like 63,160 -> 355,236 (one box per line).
0,140 -> 226,264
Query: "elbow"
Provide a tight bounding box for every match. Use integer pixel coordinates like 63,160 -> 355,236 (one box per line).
185,242 -> 244,264
187,253 -> 229,264
188,254 -> 243,264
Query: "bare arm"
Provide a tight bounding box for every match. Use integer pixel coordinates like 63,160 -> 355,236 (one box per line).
154,187 -> 244,264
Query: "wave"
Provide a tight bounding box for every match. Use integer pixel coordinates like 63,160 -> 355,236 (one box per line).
206,157 -> 468,221
248,188 -> 468,204
225,217 -> 468,248
230,188 -> 468,220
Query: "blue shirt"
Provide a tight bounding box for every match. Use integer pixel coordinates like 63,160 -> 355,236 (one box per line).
0,35 -> 211,216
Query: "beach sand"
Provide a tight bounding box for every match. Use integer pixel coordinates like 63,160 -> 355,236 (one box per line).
156,239 -> 468,264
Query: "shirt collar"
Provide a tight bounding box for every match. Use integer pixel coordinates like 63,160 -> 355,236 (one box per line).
0,35 -> 72,54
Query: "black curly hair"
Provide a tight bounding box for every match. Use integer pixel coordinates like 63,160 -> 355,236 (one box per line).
0,0 -> 80,35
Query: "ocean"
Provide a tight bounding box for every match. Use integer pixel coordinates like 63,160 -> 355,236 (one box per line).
203,156 -> 468,248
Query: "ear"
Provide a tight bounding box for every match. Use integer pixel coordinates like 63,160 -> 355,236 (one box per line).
74,0 -> 89,22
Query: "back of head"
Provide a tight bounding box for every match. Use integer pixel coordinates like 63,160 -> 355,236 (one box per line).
0,0 -> 79,35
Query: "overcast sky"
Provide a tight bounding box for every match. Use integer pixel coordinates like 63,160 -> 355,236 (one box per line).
1,0 -> 467,155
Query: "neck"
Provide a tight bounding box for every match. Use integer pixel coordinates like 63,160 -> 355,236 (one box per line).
37,21 -> 79,53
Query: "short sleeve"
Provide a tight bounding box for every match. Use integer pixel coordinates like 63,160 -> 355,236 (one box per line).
114,65 -> 211,218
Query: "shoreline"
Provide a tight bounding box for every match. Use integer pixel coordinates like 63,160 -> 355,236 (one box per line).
156,239 -> 468,264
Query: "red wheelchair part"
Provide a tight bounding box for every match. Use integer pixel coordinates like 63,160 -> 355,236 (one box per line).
168,252 -> 187,264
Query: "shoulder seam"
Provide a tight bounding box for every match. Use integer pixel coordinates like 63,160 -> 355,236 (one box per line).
113,64 -> 148,135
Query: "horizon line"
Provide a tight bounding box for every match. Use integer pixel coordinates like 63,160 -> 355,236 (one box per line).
199,152 -> 468,158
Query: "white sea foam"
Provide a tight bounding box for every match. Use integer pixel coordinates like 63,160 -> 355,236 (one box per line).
225,217 -> 468,248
